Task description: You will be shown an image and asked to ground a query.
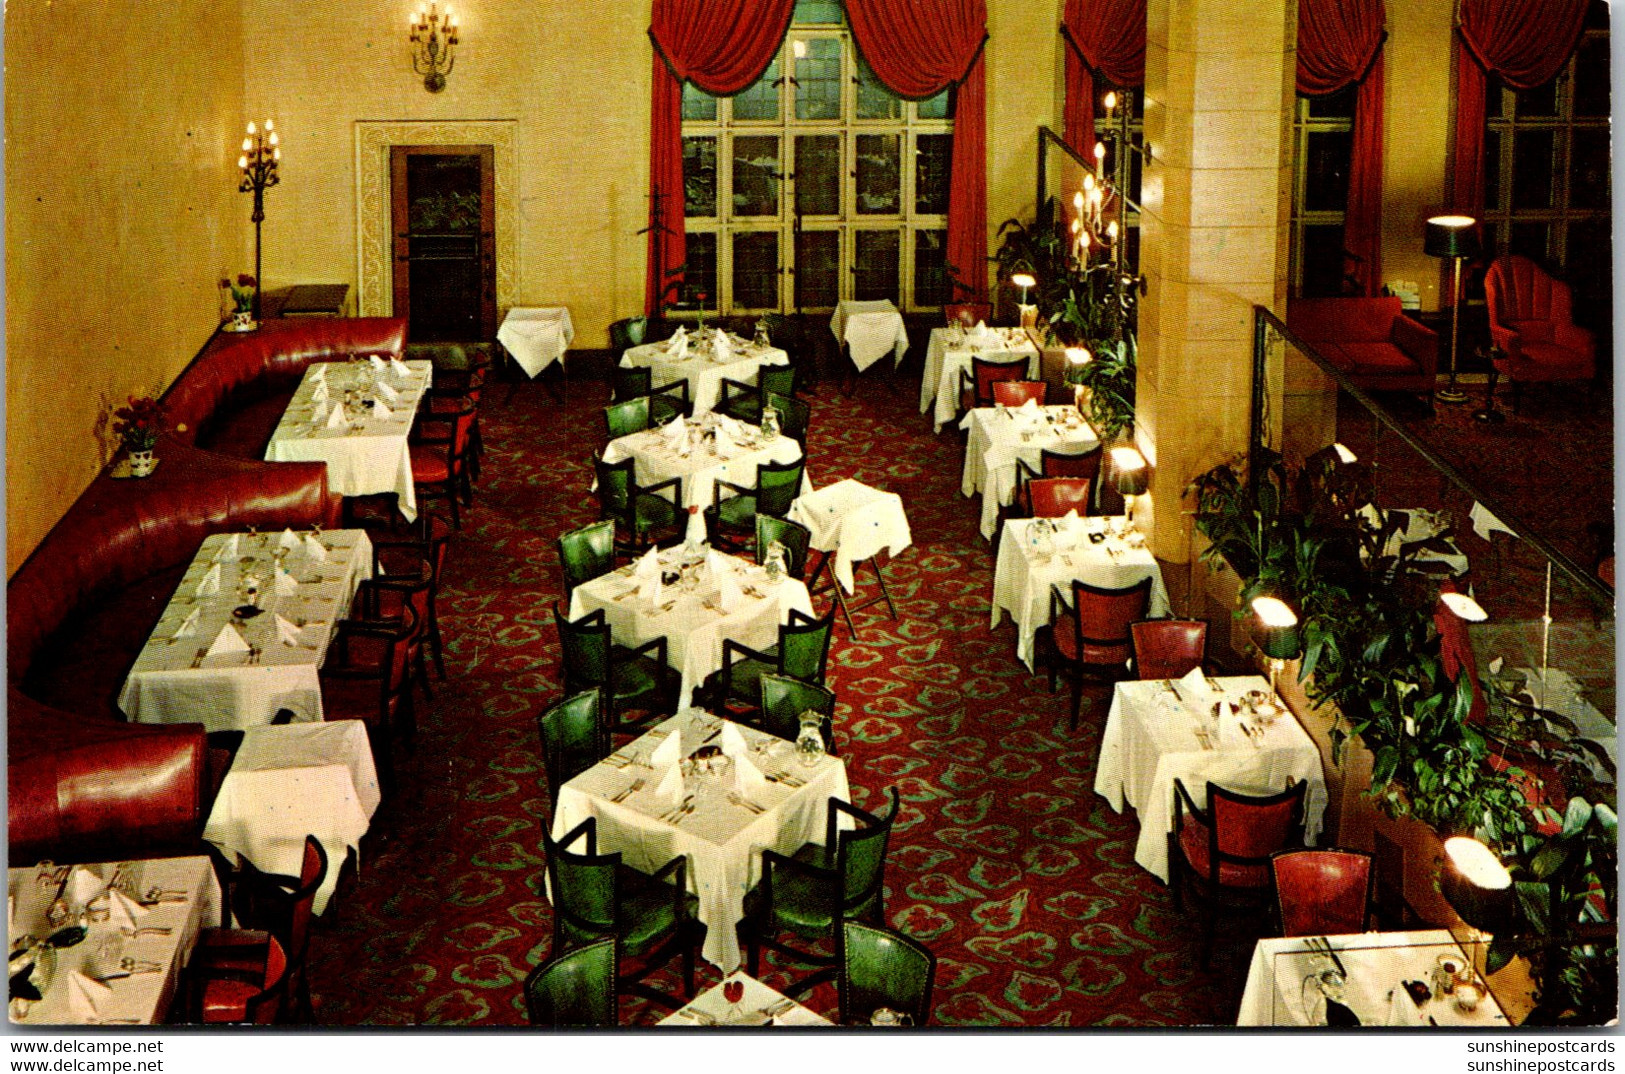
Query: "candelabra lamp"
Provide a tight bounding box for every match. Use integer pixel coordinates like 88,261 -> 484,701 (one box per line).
1424,214 -> 1482,406
237,120 -> 281,322
410,2 -> 459,93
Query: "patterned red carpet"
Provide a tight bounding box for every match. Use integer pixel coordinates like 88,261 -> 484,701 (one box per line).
303,369 -> 1250,1027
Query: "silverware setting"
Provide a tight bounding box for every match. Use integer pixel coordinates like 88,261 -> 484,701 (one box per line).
1306,935 -> 1347,977
142,888 -> 188,905
119,927 -> 171,939
662,797 -> 697,823
763,770 -> 806,788
728,792 -> 765,815
762,997 -> 795,1018
681,1006 -> 718,1026
118,958 -> 163,974
190,647 -> 208,669
609,778 -> 645,804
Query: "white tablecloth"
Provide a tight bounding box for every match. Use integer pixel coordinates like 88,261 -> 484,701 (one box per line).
265,359 -> 433,521
659,970 -> 832,1026
497,307 -> 575,378
991,515 -> 1169,670
788,479 -> 912,595
1237,930 -> 1509,1027
202,720 -> 381,915
921,327 -> 1039,430
119,530 -> 374,731
622,336 -> 789,416
961,405 -> 1101,539
831,300 -> 908,372
601,419 -> 808,544
8,857 -> 220,1025
569,548 -> 814,711
1094,675 -> 1328,882
552,711 -> 850,973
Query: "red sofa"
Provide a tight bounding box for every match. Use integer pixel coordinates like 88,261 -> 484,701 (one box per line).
9,318 -> 405,866
1484,255 -> 1595,411
1286,297 -> 1439,406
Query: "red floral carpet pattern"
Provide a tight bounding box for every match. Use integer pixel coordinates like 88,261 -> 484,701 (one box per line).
304,370 -> 1243,1027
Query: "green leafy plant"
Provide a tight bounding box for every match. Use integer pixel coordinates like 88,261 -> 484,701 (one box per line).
219,273 -> 256,314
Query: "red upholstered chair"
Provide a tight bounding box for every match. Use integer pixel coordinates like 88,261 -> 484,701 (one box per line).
428,353 -> 490,483
359,547 -> 438,704
1012,446 -> 1103,521
410,396 -> 478,528
202,835 -> 328,1023
190,930 -> 288,1024
320,606 -> 417,793
370,512 -> 453,682
1286,297 -> 1438,407
1027,477 -> 1093,519
1169,779 -> 1307,968
959,355 -> 1029,412
1484,254 -> 1596,411
1271,848 -> 1373,937
1040,576 -> 1151,730
991,380 -> 1046,408
1130,619 -> 1208,681
945,302 -> 991,328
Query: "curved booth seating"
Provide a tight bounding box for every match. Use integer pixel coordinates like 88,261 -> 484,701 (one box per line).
8,319 -> 402,866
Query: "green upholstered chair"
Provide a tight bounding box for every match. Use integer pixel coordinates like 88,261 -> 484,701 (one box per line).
593,455 -> 683,554
757,673 -> 836,755
739,788 -> 900,996
542,817 -> 701,1009
703,456 -> 804,554
716,365 -> 797,425
523,937 -> 618,1027
612,365 -> 689,427
608,316 -> 648,359
603,396 -> 652,441
765,391 -> 810,447
552,603 -> 675,732
536,688 -> 610,807
557,520 -> 617,600
703,606 -> 834,718
837,921 -> 935,1026
755,514 -> 811,582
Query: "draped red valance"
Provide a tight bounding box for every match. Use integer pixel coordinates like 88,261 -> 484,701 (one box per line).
1060,0 -> 1145,160
1297,0 -> 1386,296
645,0 -> 796,314
846,0 -> 990,302
1450,0 -> 1590,216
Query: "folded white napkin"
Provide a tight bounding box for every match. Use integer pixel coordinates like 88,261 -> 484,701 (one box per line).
716,560 -> 744,612
1018,397 -> 1040,412
302,533 -> 327,562
274,567 -> 299,596
277,528 -> 299,550
713,332 -> 732,363
656,761 -> 685,804
311,380 -> 329,404
369,354 -> 387,373
633,548 -> 663,604
718,721 -> 750,759
661,417 -> 688,442
649,729 -> 683,768
68,867 -> 107,907
217,534 -> 240,559
716,414 -> 744,441
196,564 -> 221,598
733,752 -> 769,798
325,404 -> 346,429
67,972 -> 113,1021
669,326 -> 688,346
310,363 -> 327,383
272,614 -> 300,646
1176,666 -> 1211,711
105,888 -> 148,930
372,400 -> 394,422
389,356 -> 411,380
206,624 -> 250,659
171,606 -> 201,641
376,380 -> 401,405
310,403 -> 329,426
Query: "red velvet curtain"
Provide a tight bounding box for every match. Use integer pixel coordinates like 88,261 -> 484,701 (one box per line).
1450,0 -> 1590,215
645,0 -> 796,314
1296,0 -> 1386,296
846,0 -> 989,302
1060,0 -> 1145,160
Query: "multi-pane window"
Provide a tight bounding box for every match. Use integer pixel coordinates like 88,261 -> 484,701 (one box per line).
1476,1 -> 1610,332
678,0 -> 953,315
1288,87 -> 1355,298
1092,86 -> 1144,270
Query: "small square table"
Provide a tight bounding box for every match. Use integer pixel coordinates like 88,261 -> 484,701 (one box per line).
496,306 -> 575,379
658,970 -> 832,1026
621,334 -> 789,416
202,720 -> 381,915
788,479 -> 911,635
991,515 -> 1169,670
119,529 -> 374,731
1094,675 -> 1329,882
831,299 -> 908,372
961,404 -> 1101,539
265,358 -> 433,521
922,326 -> 1040,430
552,710 -> 850,973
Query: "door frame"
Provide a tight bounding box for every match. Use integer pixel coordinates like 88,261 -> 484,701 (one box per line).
390,144 -> 497,341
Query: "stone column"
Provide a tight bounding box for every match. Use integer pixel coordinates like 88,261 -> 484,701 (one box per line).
1134,0 -> 1297,607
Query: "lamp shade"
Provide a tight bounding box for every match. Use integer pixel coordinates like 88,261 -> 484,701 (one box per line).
1251,596 -> 1301,661
1111,446 -> 1148,497
1425,215 -> 1482,260
1440,836 -> 1516,934
1010,273 -> 1036,290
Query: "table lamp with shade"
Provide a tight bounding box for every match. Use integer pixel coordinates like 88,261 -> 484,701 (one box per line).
1110,446 -> 1148,528
1251,595 -> 1301,695
1010,273 -> 1037,330
1424,214 -> 1482,405
1441,835 -> 1516,936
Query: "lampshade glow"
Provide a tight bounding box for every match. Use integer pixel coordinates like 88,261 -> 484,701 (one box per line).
1251,596 -> 1301,661
1010,273 -> 1036,290
1064,347 -> 1091,365
1425,214 -> 1482,259
1441,836 -> 1515,934
1111,447 -> 1148,497
1439,592 -> 1488,622
1333,442 -> 1357,464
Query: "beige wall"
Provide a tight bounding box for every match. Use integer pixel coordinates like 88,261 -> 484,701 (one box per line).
5,0 -> 247,576
1382,0 -> 1456,311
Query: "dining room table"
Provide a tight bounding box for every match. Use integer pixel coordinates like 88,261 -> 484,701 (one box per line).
201,719 -> 381,915
1236,929 -> 1509,1027
599,413 -> 809,544
1094,673 -> 1329,882
621,329 -> 789,416
496,306 -> 575,379
991,514 -> 1170,670
118,528 -> 374,732
8,856 -> 221,1026
569,545 -> 815,711
550,709 -> 850,974
922,325 -> 1040,431
961,401 -> 1101,539
657,970 -> 832,1026
831,299 -> 908,372
788,478 -> 912,596
264,356 -> 433,521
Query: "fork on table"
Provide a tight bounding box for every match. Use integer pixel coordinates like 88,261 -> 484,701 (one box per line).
728,792 -> 765,815
609,778 -> 645,804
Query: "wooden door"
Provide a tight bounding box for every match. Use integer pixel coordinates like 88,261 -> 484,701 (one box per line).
390,145 -> 496,341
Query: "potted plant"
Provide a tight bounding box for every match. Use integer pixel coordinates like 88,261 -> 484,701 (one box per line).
220,273 -> 257,331
112,395 -> 165,477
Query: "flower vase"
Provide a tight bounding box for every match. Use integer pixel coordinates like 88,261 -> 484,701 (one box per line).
228,310 -> 257,332
127,449 -> 157,478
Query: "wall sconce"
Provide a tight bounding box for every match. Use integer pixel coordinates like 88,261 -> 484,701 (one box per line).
410,2 -> 459,93
237,120 -> 281,322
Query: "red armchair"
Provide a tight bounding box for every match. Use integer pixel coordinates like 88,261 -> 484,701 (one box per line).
1484,255 -> 1595,412
1286,297 -> 1439,406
